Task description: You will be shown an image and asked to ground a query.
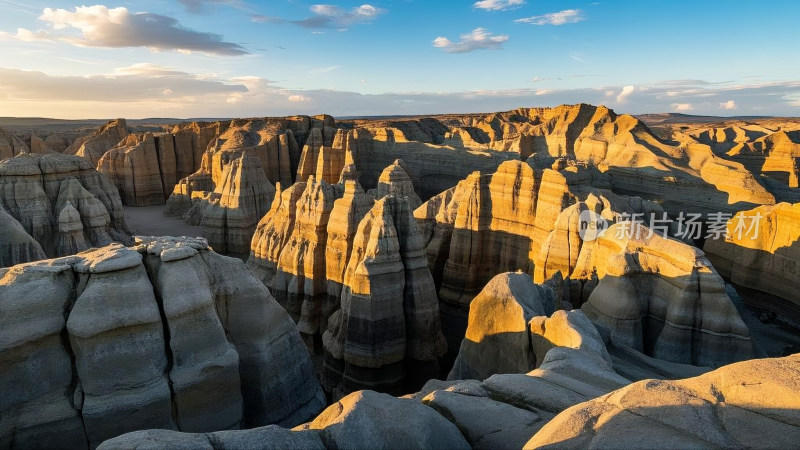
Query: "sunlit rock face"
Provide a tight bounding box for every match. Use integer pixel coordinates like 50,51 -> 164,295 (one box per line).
0,153 -> 130,268
0,237 -> 325,449
69,119 -> 130,166
247,160 -> 446,397
528,353 -> 800,449
704,202 -> 800,314
200,154 -> 276,256
675,122 -> 800,199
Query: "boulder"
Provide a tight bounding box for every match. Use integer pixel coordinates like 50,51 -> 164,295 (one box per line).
527,354 -> 800,449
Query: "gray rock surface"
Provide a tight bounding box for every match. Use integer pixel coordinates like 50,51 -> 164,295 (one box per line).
0,153 -> 130,267
0,237 -> 324,448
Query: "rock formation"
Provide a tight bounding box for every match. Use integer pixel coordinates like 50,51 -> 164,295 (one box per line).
704,202 -> 800,316
164,117 -> 338,249
69,119 -> 129,166
101,390 -> 470,450
578,222 -> 754,367
0,153 -> 130,267
322,194 -> 447,396
200,154 -> 276,256
528,353 -> 800,449
98,133 -> 178,206
96,122 -> 228,206
271,177 -> 337,335
448,272 -> 615,380
413,159 -> 678,357
673,121 -> 800,201
0,237 -> 325,448
248,161 -> 446,396
0,128 -> 29,160
0,206 -> 46,267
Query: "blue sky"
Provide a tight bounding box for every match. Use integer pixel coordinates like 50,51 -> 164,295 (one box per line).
0,0 -> 798,118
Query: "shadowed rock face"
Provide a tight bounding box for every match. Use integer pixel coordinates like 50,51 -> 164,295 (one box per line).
528,353 -> 800,449
0,237 -> 325,449
91,269 -> 797,450
704,202 -> 800,317
0,128 -> 29,160
578,223 -> 755,367
0,153 -> 130,267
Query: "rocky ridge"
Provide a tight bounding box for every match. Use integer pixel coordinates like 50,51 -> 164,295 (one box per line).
0,237 -> 325,449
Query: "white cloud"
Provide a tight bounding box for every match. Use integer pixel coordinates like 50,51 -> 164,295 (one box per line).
433,28 -> 509,53
671,103 -> 694,111
0,66 -> 247,102
515,9 -> 585,25
310,65 -> 340,74
252,4 -> 385,29
474,0 -> 526,11
720,100 -> 737,110
114,63 -> 191,77
2,68 -> 798,119
5,5 -> 247,56
617,85 -> 634,102
178,0 -> 245,14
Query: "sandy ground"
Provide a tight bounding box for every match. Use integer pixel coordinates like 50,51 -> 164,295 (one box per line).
123,205 -> 204,239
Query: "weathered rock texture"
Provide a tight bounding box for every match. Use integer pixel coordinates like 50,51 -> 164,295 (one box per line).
96,270 -> 633,450
704,202 -> 800,316
0,237 -> 324,449
0,128 -> 29,160
671,120 -> 800,202
448,272 -> 614,380
322,194 -> 447,397
0,153 -> 130,267
578,222 -> 755,367
319,104 -> 778,215
101,390 -> 469,450
413,159 -> 679,357
164,117 -> 337,251
69,119 -> 130,166
248,161 -> 446,396
96,122 -> 228,206
528,353 -> 800,449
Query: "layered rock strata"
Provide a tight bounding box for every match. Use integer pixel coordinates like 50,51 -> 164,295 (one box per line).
413,159 -> 677,356
0,128 -> 29,160
248,161 -> 446,396
578,222 -> 755,367
0,153 -> 129,267
322,194 -> 447,396
69,119 -> 129,166
704,202 -> 800,316
0,237 -> 325,449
